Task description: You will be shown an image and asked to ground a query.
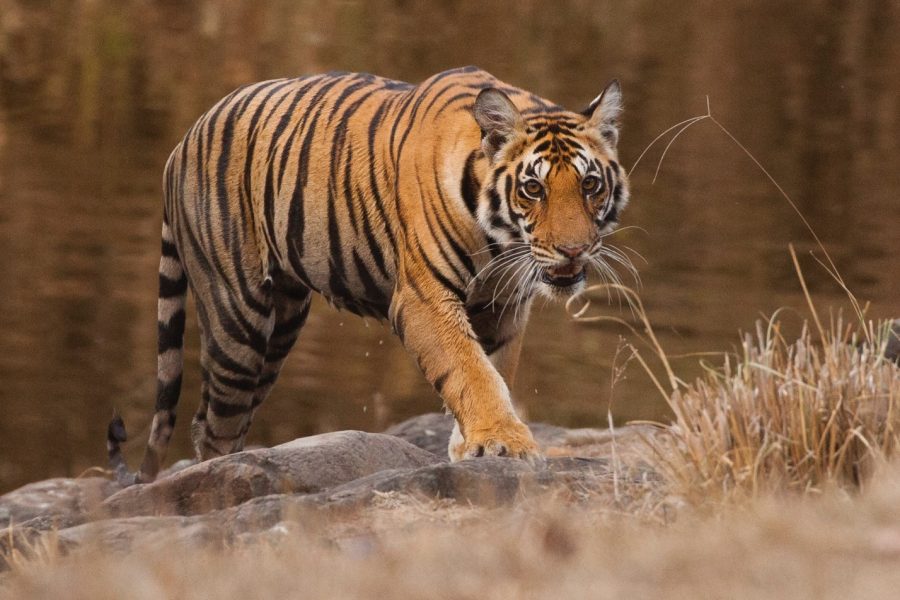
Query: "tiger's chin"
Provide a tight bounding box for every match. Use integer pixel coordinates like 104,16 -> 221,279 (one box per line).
538,264 -> 587,298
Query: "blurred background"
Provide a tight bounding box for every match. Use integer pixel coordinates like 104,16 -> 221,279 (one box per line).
0,0 -> 897,492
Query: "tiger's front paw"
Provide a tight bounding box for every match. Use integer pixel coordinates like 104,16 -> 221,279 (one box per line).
449,418 -> 540,462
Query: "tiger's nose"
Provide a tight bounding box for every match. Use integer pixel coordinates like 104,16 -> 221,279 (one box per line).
556,244 -> 589,259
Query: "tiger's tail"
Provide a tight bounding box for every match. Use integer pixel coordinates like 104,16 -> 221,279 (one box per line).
106,409 -> 134,485
108,172 -> 187,485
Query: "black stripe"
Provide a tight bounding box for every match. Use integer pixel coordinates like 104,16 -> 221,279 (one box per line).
481,336 -> 512,355
217,294 -> 270,356
365,100 -> 398,255
210,371 -> 258,393
154,375 -> 183,411
256,372 -> 280,388
243,80 -> 297,210
159,273 -> 188,298
488,187 -> 502,213
352,250 -> 389,310
532,139 -> 551,154
429,163 -> 476,277
405,270 -> 429,303
161,239 -> 179,259
435,91 -> 474,117
419,81 -> 463,121
605,205 -> 619,223
490,216 -> 517,234
421,208 -> 468,285
205,330 -> 262,378
392,306 -> 406,341
355,182 -> 391,280
290,76 -> 346,258
271,302 -> 311,340
334,86 -> 383,240
424,254 -> 466,303
433,371 -> 450,395
325,75 -> 372,126
157,309 -> 186,354
209,398 -> 253,418
201,90 -> 271,318
460,150 -> 481,215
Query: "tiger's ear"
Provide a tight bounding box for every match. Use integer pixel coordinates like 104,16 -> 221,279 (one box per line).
473,88 -> 525,161
583,79 -> 623,147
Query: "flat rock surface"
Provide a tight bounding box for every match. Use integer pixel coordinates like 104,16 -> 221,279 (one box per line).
101,431 -> 441,518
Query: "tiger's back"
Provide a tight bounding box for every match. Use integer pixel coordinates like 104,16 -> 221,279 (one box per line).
166,72 -> 407,319
164,67 -> 551,316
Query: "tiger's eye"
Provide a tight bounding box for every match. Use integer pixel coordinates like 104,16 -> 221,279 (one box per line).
522,180 -> 543,198
582,175 -> 601,194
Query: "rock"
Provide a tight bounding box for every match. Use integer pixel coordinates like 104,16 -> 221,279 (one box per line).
159,458 -> 197,478
0,414 -> 665,570
53,515 -> 221,555
0,477 -> 120,531
383,413 -> 455,456
885,319 -> 900,364
213,455 -> 617,535
24,456 -> 616,561
383,413 -> 571,456
324,456 -> 613,506
100,431 -> 441,518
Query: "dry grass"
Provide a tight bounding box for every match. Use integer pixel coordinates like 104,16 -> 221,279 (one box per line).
647,316 -> 900,504
4,467 -> 900,599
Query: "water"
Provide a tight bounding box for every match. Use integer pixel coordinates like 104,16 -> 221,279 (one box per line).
1,0 -> 897,492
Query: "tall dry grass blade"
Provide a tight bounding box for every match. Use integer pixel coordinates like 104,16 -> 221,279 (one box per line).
790,242 -> 826,343
567,283 -> 679,393
630,99 -> 868,340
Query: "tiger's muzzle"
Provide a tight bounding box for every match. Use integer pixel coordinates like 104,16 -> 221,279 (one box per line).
540,243 -> 590,291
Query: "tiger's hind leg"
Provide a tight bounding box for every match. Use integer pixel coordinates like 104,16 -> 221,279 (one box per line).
190,284 -> 311,459
239,286 -> 312,443
188,283 -> 275,460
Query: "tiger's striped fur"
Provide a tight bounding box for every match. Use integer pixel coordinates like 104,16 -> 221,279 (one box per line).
109,66 -> 630,483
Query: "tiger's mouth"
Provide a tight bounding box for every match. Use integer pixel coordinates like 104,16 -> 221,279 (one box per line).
541,263 -> 587,288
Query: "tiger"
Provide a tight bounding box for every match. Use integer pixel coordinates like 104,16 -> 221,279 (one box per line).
107,66 -> 630,484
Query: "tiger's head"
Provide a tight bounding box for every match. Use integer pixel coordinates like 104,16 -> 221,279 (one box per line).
473,81 -> 630,299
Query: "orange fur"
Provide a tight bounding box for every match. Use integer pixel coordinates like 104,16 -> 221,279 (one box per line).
109,67 -> 630,482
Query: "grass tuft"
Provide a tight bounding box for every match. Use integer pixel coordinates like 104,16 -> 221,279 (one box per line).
647,316 -> 900,504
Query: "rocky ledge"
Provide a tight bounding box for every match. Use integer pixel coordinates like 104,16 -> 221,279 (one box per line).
0,414 -> 658,567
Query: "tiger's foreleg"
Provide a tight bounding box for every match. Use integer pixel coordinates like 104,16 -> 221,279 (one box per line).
390,281 -> 538,462
448,300 -> 534,460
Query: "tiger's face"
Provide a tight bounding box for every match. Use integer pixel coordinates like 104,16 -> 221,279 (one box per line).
473,81 -> 629,298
